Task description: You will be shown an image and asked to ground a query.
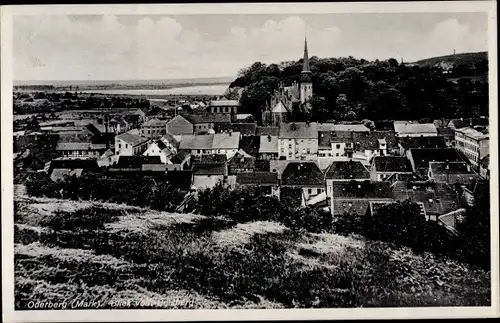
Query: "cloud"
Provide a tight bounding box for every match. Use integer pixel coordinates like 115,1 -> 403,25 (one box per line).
13,15 -> 486,81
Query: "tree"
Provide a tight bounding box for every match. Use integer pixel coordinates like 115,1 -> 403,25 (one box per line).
388,58 -> 399,68
456,187 -> 490,269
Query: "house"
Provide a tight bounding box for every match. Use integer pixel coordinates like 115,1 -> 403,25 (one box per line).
170,150 -> 191,170
454,127 -> 489,169
178,134 -> 214,156
212,132 -> 240,156
370,156 -> 413,181
166,115 -> 194,135
479,155 -> 489,179
398,136 -> 447,155
258,135 -> 279,160
235,172 -> 279,197
461,179 -> 489,207
391,181 -> 461,221
436,127 -> 455,147
215,123 -> 257,136
394,123 -> 438,137
115,132 -> 149,156
140,118 -> 167,139
318,131 -> 353,160
183,113 -> 231,134
143,140 -> 175,164
236,113 -> 254,122
278,122 -> 318,160
46,159 -> 99,182
228,149 -> 255,174
406,148 -> 463,178
325,160 -> 371,198
437,209 -> 466,236
330,181 -> 393,216
351,131 -> 398,164
447,118 -> 489,130
280,162 -> 325,206
110,156 -> 165,172
428,161 -> 480,186
209,100 -> 239,116
192,162 -> 234,190
97,149 -> 117,168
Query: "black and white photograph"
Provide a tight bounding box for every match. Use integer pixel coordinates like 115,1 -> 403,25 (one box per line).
1,2 -> 498,321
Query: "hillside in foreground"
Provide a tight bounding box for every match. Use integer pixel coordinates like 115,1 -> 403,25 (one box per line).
14,195 -> 490,309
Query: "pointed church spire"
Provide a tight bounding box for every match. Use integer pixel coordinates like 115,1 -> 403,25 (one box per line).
302,36 -> 311,74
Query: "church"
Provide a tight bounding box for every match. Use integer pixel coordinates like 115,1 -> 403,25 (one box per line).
263,37 -> 313,126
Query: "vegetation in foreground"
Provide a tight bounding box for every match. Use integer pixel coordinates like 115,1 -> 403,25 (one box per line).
14,195 -> 490,309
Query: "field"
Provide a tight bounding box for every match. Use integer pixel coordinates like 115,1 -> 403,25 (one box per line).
14,194 -> 491,309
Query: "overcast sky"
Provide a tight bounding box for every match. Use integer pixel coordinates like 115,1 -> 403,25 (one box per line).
13,13 -> 488,81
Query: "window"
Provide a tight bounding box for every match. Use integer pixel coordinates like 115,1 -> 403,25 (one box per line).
118,144 -> 121,149
336,153 -> 339,157
336,144 -> 340,149
125,144 -> 129,148
308,188 -> 312,194
198,150 -> 201,154
306,148 -> 310,154
281,148 -> 284,153
345,143 -> 351,148
289,144 -> 292,149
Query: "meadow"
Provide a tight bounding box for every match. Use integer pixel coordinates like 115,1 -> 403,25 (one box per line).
14,194 -> 490,309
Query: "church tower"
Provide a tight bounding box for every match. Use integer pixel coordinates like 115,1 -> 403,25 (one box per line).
300,37 -> 313,107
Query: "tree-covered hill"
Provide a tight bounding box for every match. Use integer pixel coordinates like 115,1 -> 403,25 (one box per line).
230,53 -> 488,124
412,51 -> 487,68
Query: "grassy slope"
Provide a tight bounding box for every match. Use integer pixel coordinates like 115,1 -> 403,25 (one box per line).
412,51 -> 487,67
14,195 -> 490,309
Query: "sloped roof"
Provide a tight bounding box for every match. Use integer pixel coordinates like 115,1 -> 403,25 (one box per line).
259,135 -> 278,154
394,123 -> 437,135
332,181 -> 392,199
210,100 -> 239,107
230,123 -> 257,136
167,115 -> 192,126
101,149 -> 114,158
409,148 -> 463,169
352,131 -> 398,151
272,101 -> 288,113
170,150 -> 189,164
480,154 -> 489,167
193,154 -> 227,163
455,127 -> 489,140
116,133 -> 148,146
212,132 -> 240,150
436,127 -> 455,137
114,156 -> 162,169
236,172 -> 278,185
399,136 -> 447,150
256,127 -> 280,136
192,163 -> 226,175
178,134 -> 214,150
279,122 -> 318,139
373,156 -> 412,173
325,160 -> 370,180
49,159 -> 99,171
317,123 -> 336,132
55,142 -> 91,151
429,161 -> 480,185
91,133 -> 115,145
332,124 -> 370,132
85,123 -> 101,135
391,181 -> 460,215
183,113 -> 231,124
142,164 -> 167,172
281,162 -> 324,187
449,118 -> 488,129
143,118 -> 167,127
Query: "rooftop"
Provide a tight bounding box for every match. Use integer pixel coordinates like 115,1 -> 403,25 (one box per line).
116,133 -> 148,146
352,131 -> 398,150
178,134 -> 214,150
183,113 -> 231,124
399,136 -> 447,150
373,156 -> 412,173
279,122 -> 318,139
114,156 -> 163,169
259,135 -> 278,154
236,172 -> 278,186
455,127 -> 489,140
212,132 -> 240,150
409,148 -> 463,169
325,160 -> 370,180
281,162 -> 324,187
332,181 -> 392,199
210,100 -> 239,107
256,126 -> 280,136
394,123 -> 437,135
449,118 -> 488,129
391,181 -> 460,215
143,118 -> 167,127
192,162 -> 226,176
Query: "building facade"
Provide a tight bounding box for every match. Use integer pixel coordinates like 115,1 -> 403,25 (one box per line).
454,127 -> 489,169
